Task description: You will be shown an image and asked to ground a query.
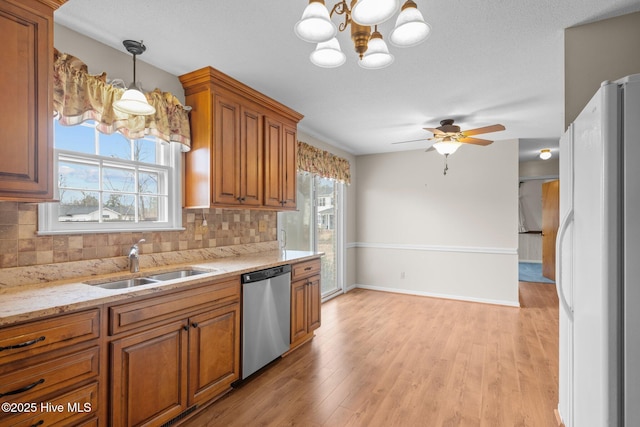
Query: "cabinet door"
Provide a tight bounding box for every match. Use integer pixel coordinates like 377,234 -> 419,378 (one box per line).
307,274 -> 321,332
263,117 -> 283,208
188,303 -> 240,406
239,106 -> 263,206
281,124 -> 297,209
290,279 -> 309,344
0,1 -> 54,200
110,320 -> 189,427
213,94 -> 241,205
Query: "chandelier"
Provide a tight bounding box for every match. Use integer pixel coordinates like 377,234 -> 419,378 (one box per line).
295,0 -> 431,69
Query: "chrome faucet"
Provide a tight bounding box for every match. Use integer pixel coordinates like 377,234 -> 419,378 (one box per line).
128,239 -> 146,273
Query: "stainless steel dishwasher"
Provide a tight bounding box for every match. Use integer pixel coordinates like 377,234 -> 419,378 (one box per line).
241,264 -> 291,379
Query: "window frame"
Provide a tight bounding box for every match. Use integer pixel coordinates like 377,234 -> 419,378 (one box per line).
38,121 -> 183,235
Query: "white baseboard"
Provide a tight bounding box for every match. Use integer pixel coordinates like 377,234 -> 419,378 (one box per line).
354,284 -> 520,307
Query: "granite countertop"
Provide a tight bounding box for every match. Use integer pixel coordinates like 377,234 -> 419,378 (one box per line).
0,249 -> 322,327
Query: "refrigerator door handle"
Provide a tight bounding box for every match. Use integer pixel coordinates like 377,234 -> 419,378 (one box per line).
556,208 -> 574,321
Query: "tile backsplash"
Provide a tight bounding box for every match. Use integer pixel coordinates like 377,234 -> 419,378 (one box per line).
0,202 -> 277,269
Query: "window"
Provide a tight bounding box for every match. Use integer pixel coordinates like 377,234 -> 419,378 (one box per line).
38,120 -> 183,233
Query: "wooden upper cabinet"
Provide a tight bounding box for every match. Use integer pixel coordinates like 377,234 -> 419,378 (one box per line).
264,117 -> 297,209
0,0 -> 66,201
179,66 -> 303,210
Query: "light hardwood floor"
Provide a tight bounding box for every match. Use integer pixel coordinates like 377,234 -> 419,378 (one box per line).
184,282 -> 559,426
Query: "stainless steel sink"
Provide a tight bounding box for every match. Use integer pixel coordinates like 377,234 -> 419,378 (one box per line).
93,277 -> 160,289
147,269 -> 209,281
87,269 -> 210,289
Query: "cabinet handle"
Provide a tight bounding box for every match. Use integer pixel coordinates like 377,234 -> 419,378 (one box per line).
237,196 -> 246,202
191,322 -> 199,328
30,421 -> 44,427
0,378 -> 45,397
183,325 -> 189,331
304,266 -> 312,271
0,336 -> 45,352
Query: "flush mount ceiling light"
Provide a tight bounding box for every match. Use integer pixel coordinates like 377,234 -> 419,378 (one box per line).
540,149 -> 552,160
295,0 -> 430,69
113,40 -> 156,116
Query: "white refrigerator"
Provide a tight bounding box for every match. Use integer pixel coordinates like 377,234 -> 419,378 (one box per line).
556,74 -> 640,426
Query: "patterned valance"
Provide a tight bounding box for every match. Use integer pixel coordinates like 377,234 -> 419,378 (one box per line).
297,141 -> 351,184
53,49 -> 191,151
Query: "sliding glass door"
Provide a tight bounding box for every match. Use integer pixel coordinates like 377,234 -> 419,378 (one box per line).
278,173 -> 343,300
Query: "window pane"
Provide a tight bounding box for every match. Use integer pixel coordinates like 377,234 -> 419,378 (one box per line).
54,121 -> 96,154
317,177 -> 338,295
103,166 -> 135,192
59,161 -> 100,190
100,132 -> 131,159
139,171 -> 160,194
103,193 -> 135,222
140,195 -> 162,221
135,138 -> 157,163
58,190 -> 100,222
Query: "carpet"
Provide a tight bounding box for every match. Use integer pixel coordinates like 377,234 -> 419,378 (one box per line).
518,262 -> 555,283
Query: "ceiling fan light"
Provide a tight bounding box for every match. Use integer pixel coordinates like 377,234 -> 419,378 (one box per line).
310,37 -> 346,68
540,149 -> 552,160
294,0 -> 337,43
359,32 -> 394,69
433,140 -> 462,155
113,88 -> 156,116
351,0 -> 400,26
389,1 -> 431,47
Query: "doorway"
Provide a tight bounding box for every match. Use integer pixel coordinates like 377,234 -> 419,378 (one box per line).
278,173 -> 344,300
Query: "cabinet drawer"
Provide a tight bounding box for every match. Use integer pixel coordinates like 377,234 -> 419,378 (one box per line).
109,278 -> 240,335
291,259 -> 321,281
0,309 -> 100,364
5,381 -> 98,427
0,346 -> 99,403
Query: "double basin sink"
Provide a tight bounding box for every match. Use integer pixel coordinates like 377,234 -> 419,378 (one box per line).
86,269 -> 210,290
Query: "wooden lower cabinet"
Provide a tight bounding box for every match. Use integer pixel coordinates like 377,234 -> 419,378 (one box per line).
108,280 -> 241,426
290,259 -> 322,351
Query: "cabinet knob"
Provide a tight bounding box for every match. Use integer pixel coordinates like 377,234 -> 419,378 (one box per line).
191,322 -> 199,328
183,325 -> 189,331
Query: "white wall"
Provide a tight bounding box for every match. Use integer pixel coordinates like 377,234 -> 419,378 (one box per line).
355,140 -> 519,306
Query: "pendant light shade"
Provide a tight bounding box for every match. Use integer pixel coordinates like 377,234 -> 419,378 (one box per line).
433,139 -> 462,155
113,40 -> 155,116
351,0 -> 400,25
310,37 -> 347,68
359,30 -> 394,69
114,88 -> 156,116
294,0 -> 337,43
390,0 -> 431,47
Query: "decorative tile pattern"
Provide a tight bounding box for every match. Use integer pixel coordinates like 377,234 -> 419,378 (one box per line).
0,202 -> 277,269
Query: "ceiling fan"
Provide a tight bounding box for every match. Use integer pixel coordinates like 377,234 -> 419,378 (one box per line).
393,119 -> 506,175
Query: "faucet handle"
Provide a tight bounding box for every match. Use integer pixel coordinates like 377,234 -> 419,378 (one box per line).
133,238 -> 146,248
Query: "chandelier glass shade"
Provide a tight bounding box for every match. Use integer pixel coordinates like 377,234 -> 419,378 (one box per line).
295,0 -> 430,69
310,37 -> 347,67
294,0 -> 337,43
389,0 -> 431,47
351,0 -> 400,25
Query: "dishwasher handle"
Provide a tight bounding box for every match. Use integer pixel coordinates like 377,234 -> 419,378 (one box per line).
242,264 -> 291,284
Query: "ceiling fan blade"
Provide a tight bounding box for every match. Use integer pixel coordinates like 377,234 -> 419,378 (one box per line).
391,138 -> 429,145
461,124 -> 505,136
459,137 -> 493,146
424,127 -> 446,136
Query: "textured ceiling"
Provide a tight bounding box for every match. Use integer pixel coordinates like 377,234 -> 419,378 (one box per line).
54,0 -> 640,162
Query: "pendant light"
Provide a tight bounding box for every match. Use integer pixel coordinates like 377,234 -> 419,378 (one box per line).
113,40 -> 156,116
390,0 -> 431,47
294,0 -> 337,43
